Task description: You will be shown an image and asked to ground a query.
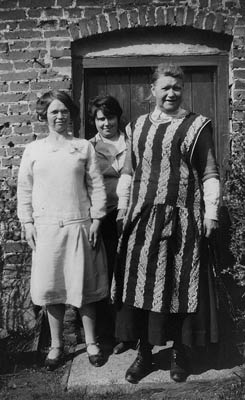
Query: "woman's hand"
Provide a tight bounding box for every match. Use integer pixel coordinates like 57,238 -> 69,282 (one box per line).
24,223 -> 37,251
89,219 -> 101,249
116,209 -> 127,237
203,218 -> 218,238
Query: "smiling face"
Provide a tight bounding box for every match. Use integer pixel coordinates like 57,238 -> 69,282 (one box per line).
151,75 -> 183,114
95,109 -> 119,139
47,99 -> 70,135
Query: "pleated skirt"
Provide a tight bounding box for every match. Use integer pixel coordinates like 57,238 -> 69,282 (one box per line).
31,218 -> 108,308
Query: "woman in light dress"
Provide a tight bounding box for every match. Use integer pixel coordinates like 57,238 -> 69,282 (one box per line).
17,90 -> 108,369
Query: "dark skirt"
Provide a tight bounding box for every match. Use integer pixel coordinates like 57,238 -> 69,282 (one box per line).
115,239 -> 218,347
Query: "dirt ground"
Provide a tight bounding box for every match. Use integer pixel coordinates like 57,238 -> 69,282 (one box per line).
0,346 -> 245,400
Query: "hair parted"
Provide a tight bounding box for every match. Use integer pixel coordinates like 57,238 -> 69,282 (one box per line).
88,95 -> 122,125
151,63 -> 184,84
36,90 -> 80,122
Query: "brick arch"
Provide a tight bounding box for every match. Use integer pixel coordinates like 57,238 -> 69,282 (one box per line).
69,5 -> 235,41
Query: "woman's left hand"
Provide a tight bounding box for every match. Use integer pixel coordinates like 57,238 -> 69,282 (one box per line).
89,219 -> 101,248
203,218 -> 218,238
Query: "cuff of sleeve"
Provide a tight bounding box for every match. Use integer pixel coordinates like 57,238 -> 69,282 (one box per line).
204,207 -> 219,221
118,197 -> 129,210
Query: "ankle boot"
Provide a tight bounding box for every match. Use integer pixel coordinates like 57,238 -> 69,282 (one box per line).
125,342 -> 152,384
170,344 -> 189,382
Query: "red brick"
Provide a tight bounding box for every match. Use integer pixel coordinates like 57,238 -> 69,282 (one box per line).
65,8 -> 82,18
204,12 -> 216,31
128,9 -> 139,28
185,6 -> 195,26
233,58 -> 245,68
0,126 -> 12,136
1,114 -> 33,125
0,104 -> 8,112
10,82 -> 30,92
5,30 -> 42,40
0,0 -> 18,8
50,81 -> 72,90
45,8 -> 63,17
13,126 -> 32,135
57,0 -> 73,5
69,23 -> 80,40
0,70 -> 38,82
27,9 -> 42,18
19,0 -> 55,7
13,61 -> 34,70
234,69 -> 245,79
224,16 -> 235,35
193,10 -> 206,29
50,40 -> 71,48
44,30 -> 70,38
19,20 -> 37,29
0,21 -> 17,30
9,104 -> 29,114
98,14 -> 109,33
0,148 -> 7,157
38,19 -> 58,30
79,19 -> 90,37
0,134 -> 34,146
214,13 -> 225,33
233,36 -> 245,47
166,6 -> 175,25
118,11 -> 128,30
199,0 -> 208,7
138,6 -> 147,26
50,48 -> 71,58
52,58 -> 71,68
109,11 -> 119,31
176,6 -> 184,26
155,6 -> 166,26
146,6 -> 156,26
234,79 -> 245,89
0,63 -> 13,71
3,50 -> 40,61
0,168 -> 11,178
0,42 -> 9,52
84,7 -> 102,19
2,158 -> 21,167
39,69 -> 59,79
9,41 -> 29,50
87,17 -> 99,35
0,10 -> 26,20
233,48 -> 245,58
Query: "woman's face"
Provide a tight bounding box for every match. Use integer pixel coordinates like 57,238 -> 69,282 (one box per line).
95,110 -> 119,139
151,75 -> 183,114
47,99 -> 70,134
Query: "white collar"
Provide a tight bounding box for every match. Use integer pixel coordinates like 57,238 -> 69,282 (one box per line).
151,107 -> 187,122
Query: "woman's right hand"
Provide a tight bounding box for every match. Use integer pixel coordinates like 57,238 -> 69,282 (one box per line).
24,223 -> 37,251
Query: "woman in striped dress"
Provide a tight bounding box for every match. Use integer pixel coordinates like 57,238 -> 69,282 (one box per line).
113,64 -> 220,383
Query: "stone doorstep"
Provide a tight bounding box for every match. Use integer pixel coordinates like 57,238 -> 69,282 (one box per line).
66,342 -> 244,394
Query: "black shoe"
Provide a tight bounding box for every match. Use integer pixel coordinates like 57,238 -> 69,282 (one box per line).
86,343 -> 104,367
113,341 -> 135,354
170,346 -> 189,382
45,346 -> 64,371
125,352 -> 152,384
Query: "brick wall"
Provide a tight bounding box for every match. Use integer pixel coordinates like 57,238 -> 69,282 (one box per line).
0,0 -> 244,331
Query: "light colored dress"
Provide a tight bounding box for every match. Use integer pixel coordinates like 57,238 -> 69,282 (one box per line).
17,136 -> 108,308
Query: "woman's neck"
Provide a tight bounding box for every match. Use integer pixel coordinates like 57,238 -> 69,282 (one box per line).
48,130 -> 71,141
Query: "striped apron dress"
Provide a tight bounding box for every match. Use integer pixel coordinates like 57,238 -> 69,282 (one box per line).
114,111 -> 211,315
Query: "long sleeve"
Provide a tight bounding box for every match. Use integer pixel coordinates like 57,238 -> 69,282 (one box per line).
85,142 -> 107,219
17,146 -> 34,224
116,123 -> 133,210
191,124 -> 220,220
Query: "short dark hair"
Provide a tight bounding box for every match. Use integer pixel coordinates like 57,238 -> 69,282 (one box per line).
151,64 -> 184,84
88,95 -> 122,125
36,90 -> 79,121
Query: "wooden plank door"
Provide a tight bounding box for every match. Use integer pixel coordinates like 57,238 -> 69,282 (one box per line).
84,66 -> 217,152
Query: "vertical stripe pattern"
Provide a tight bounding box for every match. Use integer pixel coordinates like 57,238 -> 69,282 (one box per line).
115,112 -> 209,313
